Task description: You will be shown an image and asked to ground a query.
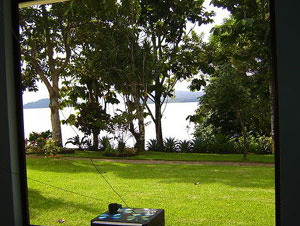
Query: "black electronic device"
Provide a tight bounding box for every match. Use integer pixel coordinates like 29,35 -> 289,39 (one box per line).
109,203 -> 123,214
91,204 -> 165,226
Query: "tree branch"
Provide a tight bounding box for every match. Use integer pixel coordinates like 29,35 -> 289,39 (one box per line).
56,24 -> 71,76
161,77 -> 178,105
145,103 -> 155,122
23,51 -> 52,91
41,6 -> 55,74
148,93 -> 155,102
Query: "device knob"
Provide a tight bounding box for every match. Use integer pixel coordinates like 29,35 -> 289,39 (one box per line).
109,203 -> 122,214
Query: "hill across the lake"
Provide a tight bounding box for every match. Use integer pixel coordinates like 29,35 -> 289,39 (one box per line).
23,98 -> 50,109
23,91 -> 204,109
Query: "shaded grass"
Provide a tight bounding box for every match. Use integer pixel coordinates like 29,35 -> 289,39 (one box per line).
59,151 -> 274,163
27,158 -> 275,226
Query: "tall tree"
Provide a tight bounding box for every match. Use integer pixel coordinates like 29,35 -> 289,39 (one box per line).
19,3 -> 76,145
193,64 -> 258,159
59,0 -> 120,149
61,0 -> 154,151
95,0 -> 155,152
190,0 -> 273,156
138,0 -> 214,148
60,47 -> 119,150
209,0 -> 273,151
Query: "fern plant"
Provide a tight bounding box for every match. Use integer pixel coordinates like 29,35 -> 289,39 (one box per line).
99,136 -> 112,152
163,137 -> 179,152
65,135 -> 89,150
146,139 -> 160,151
178,140 -> 193,153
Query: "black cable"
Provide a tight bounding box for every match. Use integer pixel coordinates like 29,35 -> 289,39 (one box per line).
86,151 -> 130,208
0,166 -> 104,203
60,107 -> 130,208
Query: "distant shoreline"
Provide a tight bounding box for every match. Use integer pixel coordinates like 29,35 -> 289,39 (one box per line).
23,91 -> 203,109
23,100 -> 199,109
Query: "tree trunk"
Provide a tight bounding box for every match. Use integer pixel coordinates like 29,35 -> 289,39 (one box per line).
132,88 -> 146,152
236,109 -> 248,159
137,115 -> 145,152
129,123 -> 143,152
92,132 -> 99,150
154,96 -> 163,149
49,94 -> 62,146
241,125 -> 248,160
134,133 -> 143,152
135,134 -> 143,152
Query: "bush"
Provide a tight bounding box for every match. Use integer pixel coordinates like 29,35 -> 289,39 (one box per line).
193,121 -> 273,154
234,134 -> 272,154
257,135 -> 272,154
29,130 -> 52,142
59,148 -> 76,154
65,135 -> 90,150
178,140 -> 193,153
99,136 -> 112,151
192,138 -> 208,153
123,148 -> 137,156
144,134 -> 272,155
26,130 -> 52,153
44,139 -> 61,157
193,123 -> 238,153
213,134 -> 235,154
163,137 -> 179,152
117,140 -> 126,152
103,147 -> 138,157
146,139 -> 160,151
192,124 -> 217,153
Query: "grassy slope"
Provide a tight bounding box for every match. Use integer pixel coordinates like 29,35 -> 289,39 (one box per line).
60,151 -> 275,163
27,158 -> 275,226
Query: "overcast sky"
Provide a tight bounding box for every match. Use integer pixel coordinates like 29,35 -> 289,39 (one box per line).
22,0 -> 230,104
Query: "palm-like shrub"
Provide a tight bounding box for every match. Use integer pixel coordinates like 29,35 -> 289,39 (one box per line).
192,138 -> 207,153
65,135 -> 90,150
104,147 -> 138,157
213,133 -> 234,154
178,140 -> 193,153
163,137 -> 179,152
146,139 -> 160,151
99,136 -> 111,152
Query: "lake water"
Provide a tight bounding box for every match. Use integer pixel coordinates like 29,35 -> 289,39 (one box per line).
23,102 -> 198,147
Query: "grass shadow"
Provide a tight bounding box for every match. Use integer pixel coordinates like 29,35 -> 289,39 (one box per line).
26,158 -> 274,190
28,188 -> 101,213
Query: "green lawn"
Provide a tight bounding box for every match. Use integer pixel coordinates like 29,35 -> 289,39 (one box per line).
27,157 -> 275,226
60,151 -> 275,163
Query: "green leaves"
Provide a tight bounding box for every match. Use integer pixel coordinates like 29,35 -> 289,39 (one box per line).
189,78 -> 206,91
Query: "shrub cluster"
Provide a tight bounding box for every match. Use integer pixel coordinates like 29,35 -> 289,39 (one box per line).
103,147 -> 137,157
146,134 -> 272,154
44,139 -> 61,157
146,137 -> 193,153
97,136 -> 138,157
65,135 -> 91,150
25,130 -> 62,156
